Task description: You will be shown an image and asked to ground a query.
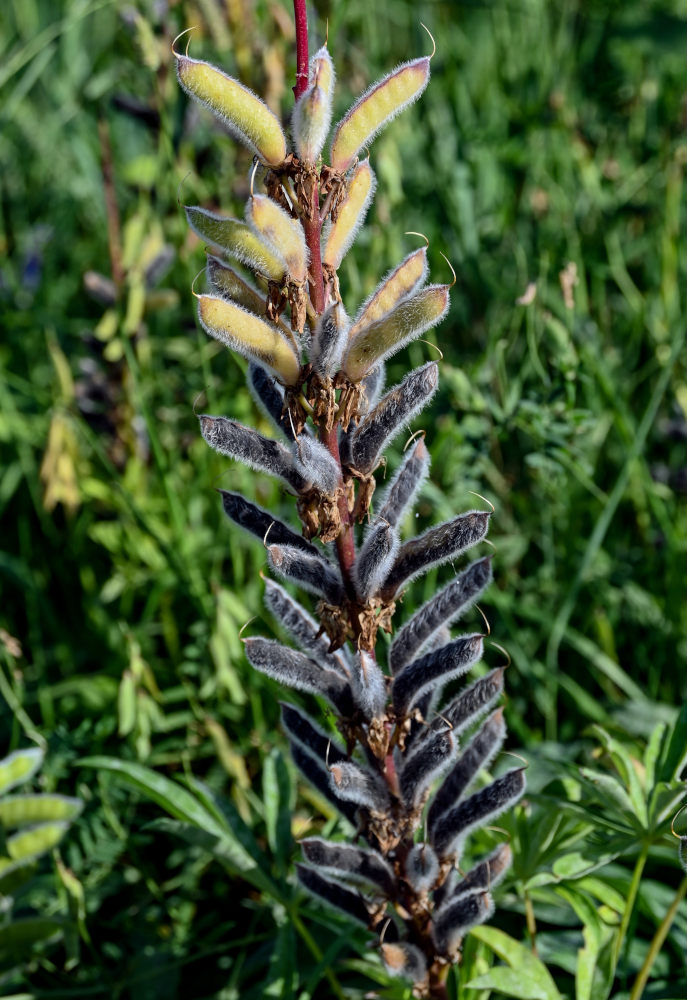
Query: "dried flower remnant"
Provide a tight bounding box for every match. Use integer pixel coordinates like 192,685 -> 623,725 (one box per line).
179,12 -> 523,998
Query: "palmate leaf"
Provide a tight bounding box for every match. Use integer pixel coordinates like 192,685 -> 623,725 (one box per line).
466,925 -> 563,1000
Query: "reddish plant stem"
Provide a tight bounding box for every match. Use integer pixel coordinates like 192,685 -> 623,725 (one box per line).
293,0 -> 309,98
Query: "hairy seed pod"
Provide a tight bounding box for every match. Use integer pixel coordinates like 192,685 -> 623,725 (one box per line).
329,760 -> 391,811
349,650 -> 387,721
218,491 -> 316,556
376,437 -> 430,528
341,363 -> 439,475
300,838 -> 394,896
197,294 -> 300,385
381,510 -> 491,599
310,303 -> 350,377
431,768 -> 526,859
400,730 -> 455,808
292,436 -> 341,495
280,702 -> 347,764
297,864 -> 371,926
290,743 -> 358,825
323,160 -> 376,269
244,638 -> 353,714
186,207 -> 287,281
292,45 -> 335,162
267,544 -> 344,604
199,416 -> 305,491
404,843 -> 439,893
246,195 -> 308,282
343,284 -> 449,382
330,57 -> 431,173
432,890 -> 493,957
175,53 -> 287,166
355,521 -> 399,601
349,247 -> 429,339
207,255 -> 270,317
247,364 -> 296,441
265,581 -> 349,677
381,942 -> 427,984
359,364 -> 386,414
437,843 -> 512,909
429,668 -> 505,739
427,709 -> 506,836
392,634 -> 483,716
389,558 -> 492,674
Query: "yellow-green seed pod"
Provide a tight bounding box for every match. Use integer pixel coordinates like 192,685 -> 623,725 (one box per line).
246,195 -> 308,282
330,57 -> 430,174
175,53 -> 287,166
0,822 -> 70,872
207,255 -> 293,338
0,748 -> 43,796
322,160 -> 376,269
292,46 -> 335,163
186,206 -> 286,282
343,284 -> 449,382
0,795 -> 82,829
349,247 -> 428,338
198,294 -> 301,385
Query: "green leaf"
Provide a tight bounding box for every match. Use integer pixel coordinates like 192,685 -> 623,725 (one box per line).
0,859 -> 38,896
263,749 -> 292,869
466,967 -> 556,999
578,768 -> 642,828
467,926 -> 562,1000
659,702 -> 687,783
643,722 -> 668,791
0,748 -> 43,795
79,756 -> 226,838
0,794 -> 82,829
589,727 -> 648,826
0,917 -> 64,957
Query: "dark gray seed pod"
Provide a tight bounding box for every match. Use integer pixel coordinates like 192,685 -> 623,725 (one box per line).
292,436 -> 341,495
244,638 -> 353,715
349,650 -> 387,721
432,890 -> 493,956
265,579 -> 349,677
359,364 -> 385,414
431,768 -> 526,860
247,363 -> 296,441
329,760 -> 391,811
376,437 -> 430,528
219,491 -> 317,556
429,668 -> 505,739
289,743 -> 358,825
300,838 -> 395,896
310,303 -> 349,377
400,731 -> 455,808
341,363 -> 439,475
389,557 -> 492,675
438,842 -> 512,908
381,942 -> 427,984
355,521 -> 399,600
392,634 -> 483,717
280,702 -> 347,764
404,843 -> 439,893
427,709 -> 506,837
199,415 -> 305,492
268,543 -> 345,604
381,511 -> 491,600
297,864 -> 371,926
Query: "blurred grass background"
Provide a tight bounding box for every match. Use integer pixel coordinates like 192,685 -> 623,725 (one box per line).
1,0 -> 686,997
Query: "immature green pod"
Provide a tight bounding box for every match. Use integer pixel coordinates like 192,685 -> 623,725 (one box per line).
322,160 -> 376,269
207,256 -> 267,312
0,795 -> 82,828
186,206 -> 287,282
343,284 -> 449,382
292,46 -> 335,163
0,748 -> 43,796
197,295 -> 301,385
246,195 -> 308,282
0,822 -> 70,871
349,247 -> 428,338
330,57 -> 431,173
175,52 -> 287,166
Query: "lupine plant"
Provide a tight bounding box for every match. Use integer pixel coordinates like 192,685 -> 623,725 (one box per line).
175,6 -> 525,997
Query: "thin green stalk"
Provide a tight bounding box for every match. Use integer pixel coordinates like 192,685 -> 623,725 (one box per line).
628,874 -> 687,1000
614,842 -> 649,970
290,907 -> 346,1000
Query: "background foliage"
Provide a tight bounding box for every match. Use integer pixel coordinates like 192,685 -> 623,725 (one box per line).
1,0 -> 686,997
